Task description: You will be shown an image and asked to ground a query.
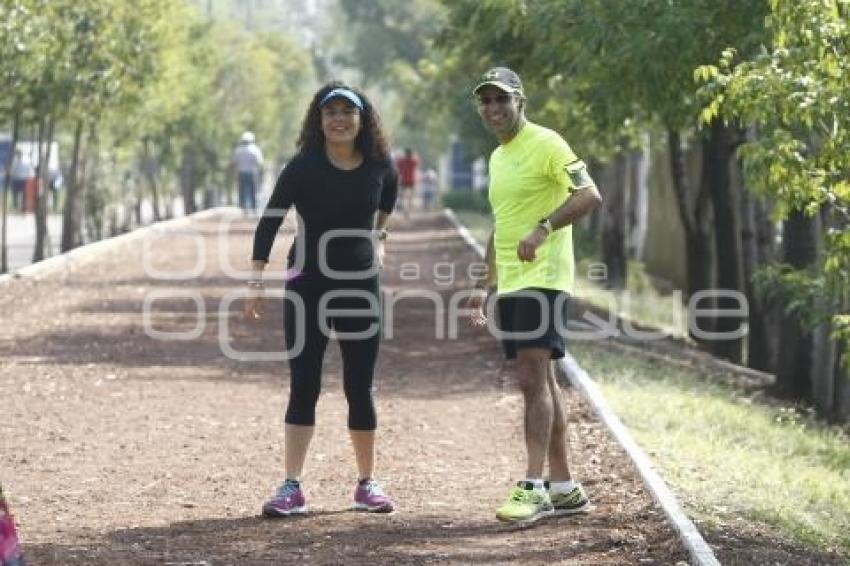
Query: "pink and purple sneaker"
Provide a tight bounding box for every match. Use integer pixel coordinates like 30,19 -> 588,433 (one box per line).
262,479 -> 307,517
353,479 -> 394,513
0,486 -> 24,566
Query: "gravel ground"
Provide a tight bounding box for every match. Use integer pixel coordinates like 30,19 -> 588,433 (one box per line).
3,210 -> 701,564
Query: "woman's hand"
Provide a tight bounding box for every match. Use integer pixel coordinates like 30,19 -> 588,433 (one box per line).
375,240 -> 386,270
243,282 -> 265,321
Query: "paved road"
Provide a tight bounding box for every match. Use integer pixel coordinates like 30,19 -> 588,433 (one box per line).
2,213 -> 63,271
1,193 -> 271,273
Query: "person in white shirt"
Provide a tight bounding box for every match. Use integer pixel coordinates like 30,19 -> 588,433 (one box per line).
232,131 -> 265,213
10,149 -> 34,213
420,167 -> 438,211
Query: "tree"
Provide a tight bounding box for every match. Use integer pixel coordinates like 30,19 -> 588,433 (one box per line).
700,0 -> 850,417
0,0 -> 39,273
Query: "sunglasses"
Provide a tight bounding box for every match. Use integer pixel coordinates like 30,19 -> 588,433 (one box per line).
475,93 -> 514,106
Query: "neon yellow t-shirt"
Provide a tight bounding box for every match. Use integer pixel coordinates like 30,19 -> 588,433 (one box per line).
488,121 -> 581,295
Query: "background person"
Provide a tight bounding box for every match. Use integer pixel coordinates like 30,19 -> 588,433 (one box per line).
420,167 -> 438,211
232,131 -> 265,213
10,149 -> 33,213
245,82 -> 398,517
394,147 -> 419,219
466,67 -> 602,523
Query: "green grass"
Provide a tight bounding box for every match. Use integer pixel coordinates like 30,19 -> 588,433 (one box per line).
452,210 -> 688,335
451,207 -> 850,557
572,341 -> 850,556
453,209 -> 492,244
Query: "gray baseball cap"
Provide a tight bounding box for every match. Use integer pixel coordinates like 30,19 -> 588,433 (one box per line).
473,67 -> 524,96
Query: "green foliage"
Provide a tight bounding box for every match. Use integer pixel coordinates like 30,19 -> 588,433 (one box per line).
323,0 -> 455,165
336,0 -> 446,88
699,0 -> 850,361
753,264 -> 833,328
440,1 -> 766,140
1,0 -> 317,234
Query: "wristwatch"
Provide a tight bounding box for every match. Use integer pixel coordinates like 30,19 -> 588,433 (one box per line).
537,217 -> 553,235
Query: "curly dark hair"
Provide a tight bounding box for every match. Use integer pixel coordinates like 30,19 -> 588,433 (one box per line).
296,81 -> 390,163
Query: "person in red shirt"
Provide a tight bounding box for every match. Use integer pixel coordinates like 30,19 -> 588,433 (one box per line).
394,148 -> 419,219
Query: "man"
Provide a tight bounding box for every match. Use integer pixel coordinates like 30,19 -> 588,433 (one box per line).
232,131 -> 265,213
394,148 -> 419,219
466,67 -> 602,523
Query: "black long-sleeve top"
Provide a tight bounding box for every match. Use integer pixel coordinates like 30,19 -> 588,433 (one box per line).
252,149 -> 398,274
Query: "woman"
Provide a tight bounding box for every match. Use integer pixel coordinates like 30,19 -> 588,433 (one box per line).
245,82 -> 398,517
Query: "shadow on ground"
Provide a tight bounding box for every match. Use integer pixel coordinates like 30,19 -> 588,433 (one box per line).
23,510 -> 679,565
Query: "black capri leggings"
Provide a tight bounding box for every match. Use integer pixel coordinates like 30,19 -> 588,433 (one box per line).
282,274 -> 381,430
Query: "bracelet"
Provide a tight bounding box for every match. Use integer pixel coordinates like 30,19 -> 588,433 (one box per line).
374,228 -> 388,241
247,280 -> 265,289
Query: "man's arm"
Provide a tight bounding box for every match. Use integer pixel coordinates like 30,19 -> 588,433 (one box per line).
548,184 -> 603,231
517,184 -> 603,262
467,229 -> 495,326
474,230 -> 496,289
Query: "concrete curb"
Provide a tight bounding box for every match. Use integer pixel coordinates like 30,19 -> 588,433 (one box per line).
443,207 -> 720,566
0,207 -> 237,285
557,355 -> 720,566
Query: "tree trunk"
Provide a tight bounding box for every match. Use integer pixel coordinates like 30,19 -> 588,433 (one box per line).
38,117 -> 55,259
816,207 -> 849,421
835,341 -> 850,421
703,120 -> 745,363
812,318 -> 837,416
33,118 -> 50,263
143,138 -> 161,222
85,124 -> 104,241
741,184 -> 778,372
627,134 -> 650,260
1,113 -> 20,274
61,118 -> 85,252
668,129 -> 714,345
601,151 -> 628,289
181,144 -> 197,216
776,210 -> 819,398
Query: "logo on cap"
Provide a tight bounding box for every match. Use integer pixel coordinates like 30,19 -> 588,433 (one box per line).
473,67 -> 524,96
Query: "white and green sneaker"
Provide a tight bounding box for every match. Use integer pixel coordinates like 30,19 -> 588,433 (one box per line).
547,482 -> 590,516
495,481 -> 554,523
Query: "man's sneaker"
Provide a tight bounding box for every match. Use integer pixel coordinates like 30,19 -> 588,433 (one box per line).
547,481 -> 590,515
353,479 -> 394,513
495,481 -> 554,523
262,479 -> 307,517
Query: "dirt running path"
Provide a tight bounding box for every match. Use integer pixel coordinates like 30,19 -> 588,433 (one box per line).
1,210 -> 685,564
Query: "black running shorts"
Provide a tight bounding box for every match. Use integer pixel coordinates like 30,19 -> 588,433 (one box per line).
495,287 -> 569,360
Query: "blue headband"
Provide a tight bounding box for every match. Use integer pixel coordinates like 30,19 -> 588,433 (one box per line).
319,88 -> 364,111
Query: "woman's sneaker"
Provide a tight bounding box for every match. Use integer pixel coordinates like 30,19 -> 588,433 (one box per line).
495,481 -> 554,523
547,481 -> 590,516
262,479 -> 307,517
353,479 -> 394,513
